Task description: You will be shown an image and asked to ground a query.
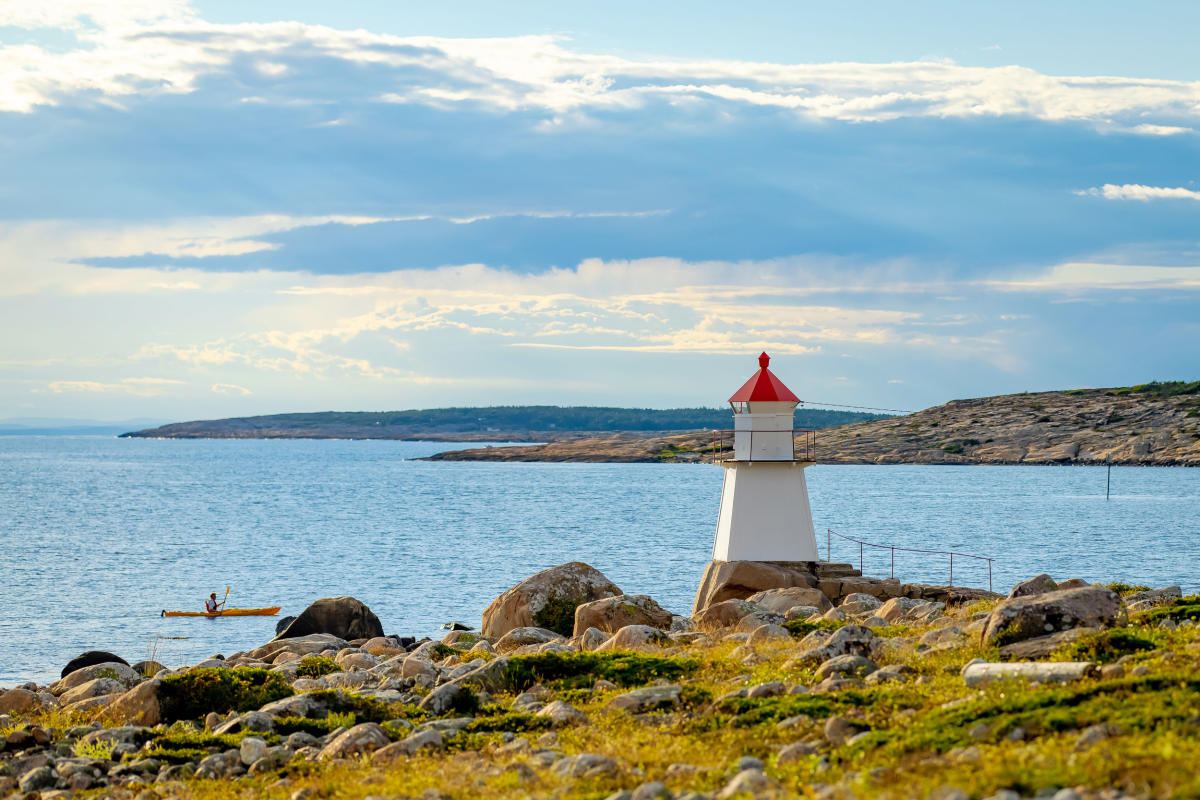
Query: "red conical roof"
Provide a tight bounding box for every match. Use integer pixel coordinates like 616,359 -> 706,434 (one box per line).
728,352 -> 800,403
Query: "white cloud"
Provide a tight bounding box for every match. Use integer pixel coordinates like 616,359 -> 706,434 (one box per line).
991,262 -> 1200,290
211,383 -> 251,395
1077,184 -> 1200,202
45,376 -> 185,396
1,9 -> 1198,129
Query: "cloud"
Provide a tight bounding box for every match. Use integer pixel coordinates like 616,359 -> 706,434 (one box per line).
2,10 -> 1200,130
1077,184 -> 1200,202
211,383 -> 251,395
991,262 -> 1200,290
45,376 -> 185,396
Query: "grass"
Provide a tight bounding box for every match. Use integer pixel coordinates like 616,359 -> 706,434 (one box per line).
1052,628 -> 1156,664
73,738 -> 116,760
784,618 -> 845,638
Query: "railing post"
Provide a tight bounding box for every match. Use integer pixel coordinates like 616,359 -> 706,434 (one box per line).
949,553 -> 953,587
890,547 -> 894,579
859,541 -> 863,573
988,560 -> 993,593
827,529 -> 831,561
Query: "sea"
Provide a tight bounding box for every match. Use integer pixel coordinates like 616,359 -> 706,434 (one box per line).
1,436 -> 1196,685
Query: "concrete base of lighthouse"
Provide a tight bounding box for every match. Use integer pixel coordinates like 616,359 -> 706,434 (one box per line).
712,460 -> 818,562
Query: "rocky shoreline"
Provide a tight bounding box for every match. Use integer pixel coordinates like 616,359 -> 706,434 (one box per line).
1,564 -> 1196,799
427,384 -> 1200,466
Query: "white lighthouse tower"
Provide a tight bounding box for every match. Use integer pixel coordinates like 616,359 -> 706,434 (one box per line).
712,352 -> 819,562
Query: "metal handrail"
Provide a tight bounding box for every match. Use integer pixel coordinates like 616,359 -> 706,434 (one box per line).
709,429 -> 817,462
827,528 -> 994,592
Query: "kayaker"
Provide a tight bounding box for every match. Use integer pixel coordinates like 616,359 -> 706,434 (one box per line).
205,592 -> 224,613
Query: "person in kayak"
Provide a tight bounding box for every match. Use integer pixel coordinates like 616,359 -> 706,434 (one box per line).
205,593 -> 224,614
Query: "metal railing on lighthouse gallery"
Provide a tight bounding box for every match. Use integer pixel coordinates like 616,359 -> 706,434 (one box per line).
709,429 -> 817,462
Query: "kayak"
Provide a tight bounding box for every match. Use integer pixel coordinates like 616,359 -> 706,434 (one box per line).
161,607 -> 281,618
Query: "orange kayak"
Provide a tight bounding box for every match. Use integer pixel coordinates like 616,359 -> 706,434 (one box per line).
161,607 -> 281,618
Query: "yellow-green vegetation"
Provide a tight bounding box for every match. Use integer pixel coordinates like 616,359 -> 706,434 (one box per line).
295,655 -> 342,678
503,651 -> 698,691
15,605 -> 1200,799
158,667 -> 293,721
72,738 -> 116,760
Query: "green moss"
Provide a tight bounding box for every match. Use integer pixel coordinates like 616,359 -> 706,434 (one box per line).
1137,601 -> 1200,625
531,595 -> 580,637
158,668 -> 294,722
302,690 -> 414,723
503,652 -> 699,691
851,676 -> 1200,759
143,729 -> 269,763
1054,628 -> 1156,664
274,715 -> 346,737
462,711 -> 552,733
784,619 -> 845,638
1107,582 -> 1153,596
295,656 -> 342,679
429,643 -> 459,660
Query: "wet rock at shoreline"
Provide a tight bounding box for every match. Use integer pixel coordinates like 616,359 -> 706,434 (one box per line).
274,597 -> 383,642
60,651 -> 129,679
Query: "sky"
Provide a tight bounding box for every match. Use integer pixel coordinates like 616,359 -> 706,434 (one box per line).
1,2 -> 1198,421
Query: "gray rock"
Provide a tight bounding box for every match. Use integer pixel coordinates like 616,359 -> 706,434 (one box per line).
795,625 -> 875,664
777,741 -> 818,765
317,722 -> 389,760
19,766 -> 57,793
998,627 -> 1098,660
553,752 -> 620,779
631,781 -> 671,800
536,700 -> 588,727
606,684 -> 682,713
824,715 -> 866,746
814,655 -> 877,681
239,737 -> 269,766
418,682 -> 476,716
61,651 -> 128,679
494,627 -> 564,654
981,586 -> 1124,647
372,729 -> 444,761
717,768 -> 779,799
747,623 -> 791,645
596,624 -> 673,652
963,661 -> 1098,687
1009,574 -> 1059,599
865,664 -> 916,685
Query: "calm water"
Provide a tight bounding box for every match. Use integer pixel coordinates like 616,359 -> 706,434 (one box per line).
1,437 -> 1196,685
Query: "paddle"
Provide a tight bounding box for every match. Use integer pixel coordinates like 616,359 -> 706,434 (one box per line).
219,586 -> 230,612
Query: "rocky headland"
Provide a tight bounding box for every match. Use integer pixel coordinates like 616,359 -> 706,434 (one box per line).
2,562 -> 1196,800
428,382 -> 1200,466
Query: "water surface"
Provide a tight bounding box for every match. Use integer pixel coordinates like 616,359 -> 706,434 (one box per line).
1,437 -> 1195,684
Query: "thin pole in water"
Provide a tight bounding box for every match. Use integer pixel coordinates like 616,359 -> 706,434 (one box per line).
949,553 -> 954,587
1106,461 -> 1111,500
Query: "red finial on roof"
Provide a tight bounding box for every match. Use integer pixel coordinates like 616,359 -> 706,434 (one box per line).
729,352 -> 799,404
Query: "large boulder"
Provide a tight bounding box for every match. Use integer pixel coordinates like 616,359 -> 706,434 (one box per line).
792,625 -> 875,664
481,562 -> 621,638
981,586 -> 1124,647
273,597 -> 382,641
691,599 -> 758,631
746,587 -> 833,614
1008,574 -> 1059,599
61,651 -> 128,679
595,624 -> 672,652
105,679 -> 161,727
573,594 -> 672,636
692,561 -> 819,614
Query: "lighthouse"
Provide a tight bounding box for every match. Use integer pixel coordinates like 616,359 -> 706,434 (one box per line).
711,352 -> 819,562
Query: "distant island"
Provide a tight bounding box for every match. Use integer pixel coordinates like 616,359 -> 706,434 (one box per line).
120,405 -> 885,441
428,381 -> 1200,466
